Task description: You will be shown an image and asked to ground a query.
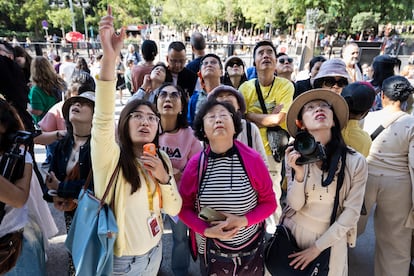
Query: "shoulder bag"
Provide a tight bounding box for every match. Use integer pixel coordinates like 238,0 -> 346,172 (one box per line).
264,150 -> 347,275
254,79 -> 290,162
65,162 -> 120,276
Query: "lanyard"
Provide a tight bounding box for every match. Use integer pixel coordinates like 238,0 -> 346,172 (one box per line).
140,166 -> 162,212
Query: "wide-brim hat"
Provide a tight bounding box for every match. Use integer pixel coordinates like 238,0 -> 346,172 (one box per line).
62,91 -> 95,121
286,89 -> 349,138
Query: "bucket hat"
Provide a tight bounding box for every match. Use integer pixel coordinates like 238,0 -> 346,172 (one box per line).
62,91 -> 95,121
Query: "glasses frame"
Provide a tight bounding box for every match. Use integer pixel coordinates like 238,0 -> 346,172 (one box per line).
158,90 -> 181,100
278,57 -> 293,64
322,77 -> 348,88
129,111 -> 160,124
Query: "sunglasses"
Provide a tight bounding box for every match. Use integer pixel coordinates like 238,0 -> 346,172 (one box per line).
322,77 -> 348,88
158,90 -> 181,100
227,61 -> 243,67
278,57 -> 293,64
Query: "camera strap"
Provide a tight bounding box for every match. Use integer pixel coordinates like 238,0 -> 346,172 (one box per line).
254,78 -> 274,115
330,149 -> 346,225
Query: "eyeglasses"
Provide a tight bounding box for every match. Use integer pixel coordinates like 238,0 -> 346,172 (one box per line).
203,112 -> 233,123
227,61 -> 243,67
278,58 -> 293,64
201,59 -> 219,67
322,77 -> 348,88
158,90 -> 181,100
129,111 -> 159,124
303,101 -> 332,112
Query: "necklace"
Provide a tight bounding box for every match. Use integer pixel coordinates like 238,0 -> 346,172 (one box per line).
74,133 -> 91,138
70,148 -> 79,162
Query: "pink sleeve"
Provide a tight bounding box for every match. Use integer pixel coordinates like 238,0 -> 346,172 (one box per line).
38,104 -> 66,131
242,147 -> 277,226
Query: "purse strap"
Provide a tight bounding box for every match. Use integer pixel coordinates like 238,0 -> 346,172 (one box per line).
196,151 -> 207,212
82,160 -> 121,209
370,111 -> 406,141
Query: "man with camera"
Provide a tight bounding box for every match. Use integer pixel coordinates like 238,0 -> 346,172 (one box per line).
239,40 -> 294,228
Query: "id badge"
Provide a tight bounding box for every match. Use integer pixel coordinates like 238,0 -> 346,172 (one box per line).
147,214 -> 160,237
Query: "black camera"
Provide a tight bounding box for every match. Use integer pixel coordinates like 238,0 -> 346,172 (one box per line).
293,131 -> 326,165
0,131 -> 33,224
0,130 -> 33,182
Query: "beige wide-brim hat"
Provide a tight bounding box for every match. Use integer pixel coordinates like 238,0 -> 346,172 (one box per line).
286,89 -> 349,138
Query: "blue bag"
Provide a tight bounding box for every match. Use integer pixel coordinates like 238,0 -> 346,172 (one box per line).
65,165 -> 120,276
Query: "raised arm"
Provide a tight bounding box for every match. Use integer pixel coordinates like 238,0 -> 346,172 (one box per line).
98,6 -> 126,81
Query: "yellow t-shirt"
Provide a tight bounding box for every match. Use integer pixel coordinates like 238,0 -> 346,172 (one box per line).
341,119 -> 372,157
239,77 -> 294,155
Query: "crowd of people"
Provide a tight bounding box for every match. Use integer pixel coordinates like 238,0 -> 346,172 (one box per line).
0,6 -> 414,276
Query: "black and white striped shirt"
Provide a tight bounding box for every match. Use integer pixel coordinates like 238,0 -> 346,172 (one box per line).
197,147 -> 259,251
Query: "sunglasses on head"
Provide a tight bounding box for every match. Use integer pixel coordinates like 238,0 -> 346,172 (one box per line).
227,60 -> 243,67
278,57 -> 293,64
322,77 -> 348,88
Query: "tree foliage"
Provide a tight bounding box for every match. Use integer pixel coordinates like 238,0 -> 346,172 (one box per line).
351,12 -> 381,36
1,0 -> 413,40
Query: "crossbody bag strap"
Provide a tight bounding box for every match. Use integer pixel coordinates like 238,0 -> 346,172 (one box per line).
246,121 -> 252,148
370,111 -> 406,141
255,79 -> 268,114
82,169 -> 93,192
330,150 -> 347,225
196,151 -> 206,212
100,160 -> 121,209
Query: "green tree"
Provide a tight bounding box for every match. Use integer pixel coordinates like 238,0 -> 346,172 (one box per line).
47,8 -> 73,39
351,12 -> 380,39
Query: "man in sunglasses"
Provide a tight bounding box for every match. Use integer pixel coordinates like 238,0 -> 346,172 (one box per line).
313,58 -> 351,94
275,53 -> 294,82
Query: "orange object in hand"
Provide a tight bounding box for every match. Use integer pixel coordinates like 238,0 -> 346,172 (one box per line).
143,143 -> 156,156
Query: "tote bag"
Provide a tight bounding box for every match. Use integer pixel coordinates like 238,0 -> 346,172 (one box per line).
65,164 -> 120,276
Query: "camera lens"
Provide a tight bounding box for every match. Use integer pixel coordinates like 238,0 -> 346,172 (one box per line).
294,131 -> 317,156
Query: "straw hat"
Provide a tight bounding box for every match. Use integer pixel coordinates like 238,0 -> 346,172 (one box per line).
286,89 -> 349,138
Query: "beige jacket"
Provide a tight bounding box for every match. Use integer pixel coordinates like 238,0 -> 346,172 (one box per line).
285,150 -> 368,250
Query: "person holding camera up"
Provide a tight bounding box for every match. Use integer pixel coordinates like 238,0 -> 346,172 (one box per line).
0,98 -> 42,274
282,89 -> 368,275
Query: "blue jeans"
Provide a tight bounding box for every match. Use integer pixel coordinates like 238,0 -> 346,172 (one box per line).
168,216 -> 191,276
113,240 -> 162,276
6,220 -> 46,276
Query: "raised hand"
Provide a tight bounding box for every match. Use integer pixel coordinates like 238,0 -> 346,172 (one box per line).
98,5 -> 126,81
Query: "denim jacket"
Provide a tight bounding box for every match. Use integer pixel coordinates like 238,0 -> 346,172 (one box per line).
48,135 -> 93,199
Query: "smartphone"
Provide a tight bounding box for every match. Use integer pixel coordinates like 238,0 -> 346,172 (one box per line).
143,143 -> 156,156
198,207 -> 226,222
